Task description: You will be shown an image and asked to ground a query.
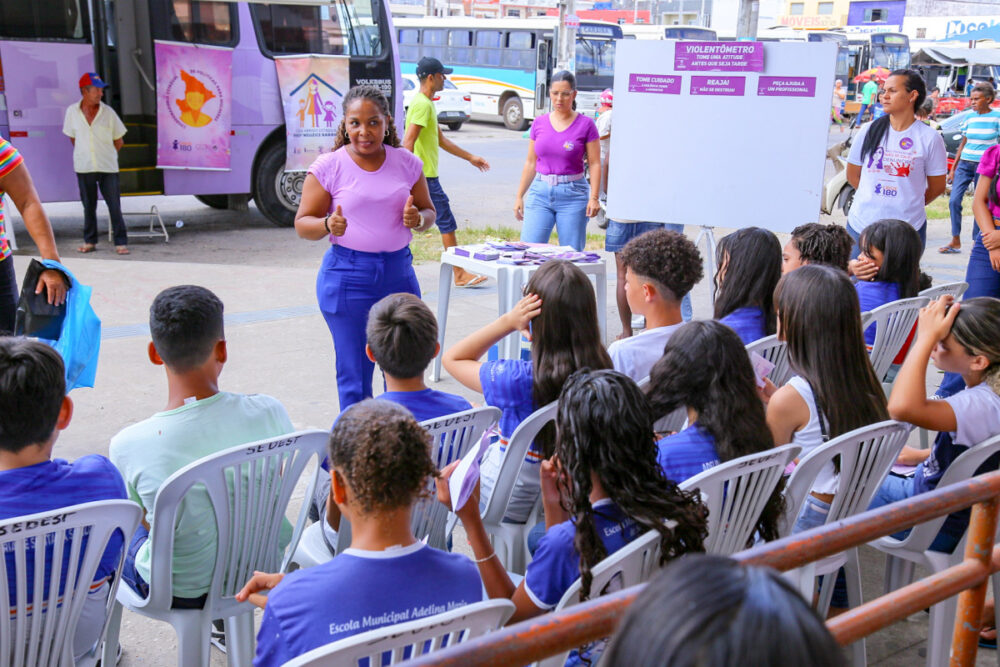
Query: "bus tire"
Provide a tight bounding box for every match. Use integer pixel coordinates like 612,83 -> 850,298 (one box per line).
253,140 -> 299,228
194,195 -> 230,210
502,97 -> 528,131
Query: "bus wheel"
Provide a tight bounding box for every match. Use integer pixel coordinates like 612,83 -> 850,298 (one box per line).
503,97 -> 528,131
253,141 -> 299,227
194,195 -> 230,210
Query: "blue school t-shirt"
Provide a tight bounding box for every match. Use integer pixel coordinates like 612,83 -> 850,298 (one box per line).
657,424 -> 720,484
0,456 -> 128,606
253,542 -> 483,666
378,389 -> 472,423
718,307 -> 766,345
855,280 -> 899,346
479,359 -> 535,441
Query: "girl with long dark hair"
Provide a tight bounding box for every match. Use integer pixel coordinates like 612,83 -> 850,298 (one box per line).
443,260 -> 612,522
713,227 -> 782,344
845,69 -> 947,259
853,218 -> 923,346
437,369 -> 707,639
514,70 -> 601,251
294,86 -> 436,412
645,320 -> 783,541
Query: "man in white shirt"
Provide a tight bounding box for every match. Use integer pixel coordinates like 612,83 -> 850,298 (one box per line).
62,73 -> 129,255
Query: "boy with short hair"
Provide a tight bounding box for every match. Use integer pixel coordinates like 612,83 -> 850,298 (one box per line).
110,285 -> 294,607
607,230 -> 703,381
0,337 -> 127,661
781,223 -> 853,274
366,292 -> 472,421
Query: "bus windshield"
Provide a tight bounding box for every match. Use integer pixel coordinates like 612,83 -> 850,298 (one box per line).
664,26 -> 716,40
250,0 -> 383,57
870,34 -> 910,70
576,37 -> 615,77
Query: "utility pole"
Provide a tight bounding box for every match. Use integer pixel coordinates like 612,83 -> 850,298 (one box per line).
736,0 -> 759,38
556,0 -> 577,72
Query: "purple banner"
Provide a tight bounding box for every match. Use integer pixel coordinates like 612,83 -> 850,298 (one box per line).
674,41 -> 764,72
757,76 -> 817,97
690,76 -> 746,96
628,73 -> 682,95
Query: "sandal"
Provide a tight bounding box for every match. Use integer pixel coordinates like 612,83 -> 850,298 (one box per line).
77,243 -> 96,253
455,274 -> 487,288
938,246 -> 961,254
115,246 -> 130,255
980,626 -> 997,649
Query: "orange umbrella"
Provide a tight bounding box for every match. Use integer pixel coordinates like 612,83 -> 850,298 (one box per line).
853,67 -> 891,84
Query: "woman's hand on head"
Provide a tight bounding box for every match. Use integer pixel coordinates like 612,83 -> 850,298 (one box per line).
503,294 -> 542,338
235,571 -> 285,608
917,296 -> 960,344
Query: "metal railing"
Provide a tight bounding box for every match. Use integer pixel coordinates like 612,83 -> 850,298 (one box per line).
405,470 -> 1000,667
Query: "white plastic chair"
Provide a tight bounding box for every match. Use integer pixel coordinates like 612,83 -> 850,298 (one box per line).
679,444 -> 801,556
1,500 -> 141,667
781,421 -> 909,667
536,529 -> 663,667
481,402 -> 558,575
280,598 -> 515,667
918,281 -> 968,301
635,375 -> 687,434
104,429 -> 329,667
869,434 -> 1000,667
290,407 -> 502,570
862,296 -> 930,391
745,334 -> 794,387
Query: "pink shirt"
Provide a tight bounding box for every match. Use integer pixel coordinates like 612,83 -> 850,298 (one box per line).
530,113 -> 599,176
977,144 -> 1000,219
307,145 -> 423,253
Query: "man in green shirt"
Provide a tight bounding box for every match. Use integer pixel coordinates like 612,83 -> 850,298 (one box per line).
858,79 -> 879,124
403,57 -> 490,288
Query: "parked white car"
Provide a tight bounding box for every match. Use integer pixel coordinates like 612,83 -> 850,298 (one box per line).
402,74 -> 471,131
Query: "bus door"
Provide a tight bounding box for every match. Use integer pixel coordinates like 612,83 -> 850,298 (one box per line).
0,0 -> 97,203
535,37 -> 550,116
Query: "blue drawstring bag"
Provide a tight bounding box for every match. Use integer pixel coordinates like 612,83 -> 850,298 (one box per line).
33,260 -> 101,391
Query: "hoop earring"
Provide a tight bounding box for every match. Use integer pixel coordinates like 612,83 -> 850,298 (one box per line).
384,129 -> 389,138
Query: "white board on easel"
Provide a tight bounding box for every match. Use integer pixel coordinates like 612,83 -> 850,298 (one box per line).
606,40 -> 837,235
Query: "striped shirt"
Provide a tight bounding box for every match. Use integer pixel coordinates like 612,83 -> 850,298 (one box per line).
657,424 -> 720,484
1,456 -> 128,607
718,306 -> 767,345
0,137 -> 25,261
961,109 -> 1000,163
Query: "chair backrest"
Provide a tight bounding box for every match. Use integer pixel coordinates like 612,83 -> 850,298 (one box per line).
636,376 -> 688,434
281,598 -> 516,667
1,500 -> 141,667
411,407 -> 501,549
143,430 -> 329,618
745,335 -> 793,387
919,281 -> 969,301
679,444 -> 801,555
865,296 -> 930,380
481,402 -> 558,526
885,433 -> 1000,552
781,421 -> 909,536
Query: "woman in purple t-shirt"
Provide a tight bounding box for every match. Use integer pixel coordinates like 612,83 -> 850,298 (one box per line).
294,86 -> 436,411
514,71 -> 601,251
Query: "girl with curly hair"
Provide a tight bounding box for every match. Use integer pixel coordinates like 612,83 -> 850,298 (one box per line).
294,85 -> 436,411
237,400 -> 482,666
438,369 -> 706,656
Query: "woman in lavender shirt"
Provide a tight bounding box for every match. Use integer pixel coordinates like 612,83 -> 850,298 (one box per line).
514,71 -> 601,251
295,86 -> 436,411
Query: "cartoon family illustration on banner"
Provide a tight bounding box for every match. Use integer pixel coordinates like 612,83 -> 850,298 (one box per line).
274,55 -> 350,172
154,41 -> 232,170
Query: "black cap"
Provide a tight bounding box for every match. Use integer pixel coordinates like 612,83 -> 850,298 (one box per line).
416,57 -> 453,78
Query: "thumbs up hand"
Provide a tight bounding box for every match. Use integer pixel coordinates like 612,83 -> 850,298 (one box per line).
329,204 -> 347,236
402,195 -> 421,229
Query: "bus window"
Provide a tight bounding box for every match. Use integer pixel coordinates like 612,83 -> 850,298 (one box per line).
399,28 -> 420,61
252,4 -> 345,55
0,0 -> 89,41
576,38 -> 614,77
153,0 -> 236,46
333,0 -> 384,57
503,31 -> 535,69
475,30 -> 503,66
422,28 -> 446,60
448,29 -> 473,66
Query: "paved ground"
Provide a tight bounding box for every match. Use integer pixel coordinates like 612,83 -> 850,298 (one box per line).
3,121 -> 991,665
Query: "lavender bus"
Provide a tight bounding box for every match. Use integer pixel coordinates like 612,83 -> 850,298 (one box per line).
0,0 -> 400,226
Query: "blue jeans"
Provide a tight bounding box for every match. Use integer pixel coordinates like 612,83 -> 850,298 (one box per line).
426,177 -> 458,234
521,178 -> 589,251
869,474 -> 961,553
317,245 -> 420,412
949,160 -> 980,239
121,525 -> 208,609
847,220 -> 926,259
938,227 -> 1000,397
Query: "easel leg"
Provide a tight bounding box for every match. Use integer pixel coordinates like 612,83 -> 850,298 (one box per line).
694,226 -> 718,306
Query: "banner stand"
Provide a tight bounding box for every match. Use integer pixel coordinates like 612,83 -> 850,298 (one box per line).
694,225 -> 718,305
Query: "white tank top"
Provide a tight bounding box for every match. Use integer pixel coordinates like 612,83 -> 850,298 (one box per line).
787,375 -> 839,495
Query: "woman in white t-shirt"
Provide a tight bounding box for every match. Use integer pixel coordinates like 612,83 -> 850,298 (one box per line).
846,69 -> 948,259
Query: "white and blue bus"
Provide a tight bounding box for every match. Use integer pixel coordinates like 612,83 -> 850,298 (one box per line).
395,17 -> 622,129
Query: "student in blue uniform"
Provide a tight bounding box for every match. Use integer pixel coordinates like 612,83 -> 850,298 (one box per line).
714,227 -> 782,344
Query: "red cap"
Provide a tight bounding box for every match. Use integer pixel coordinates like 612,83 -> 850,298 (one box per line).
79,72 -> 108,89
